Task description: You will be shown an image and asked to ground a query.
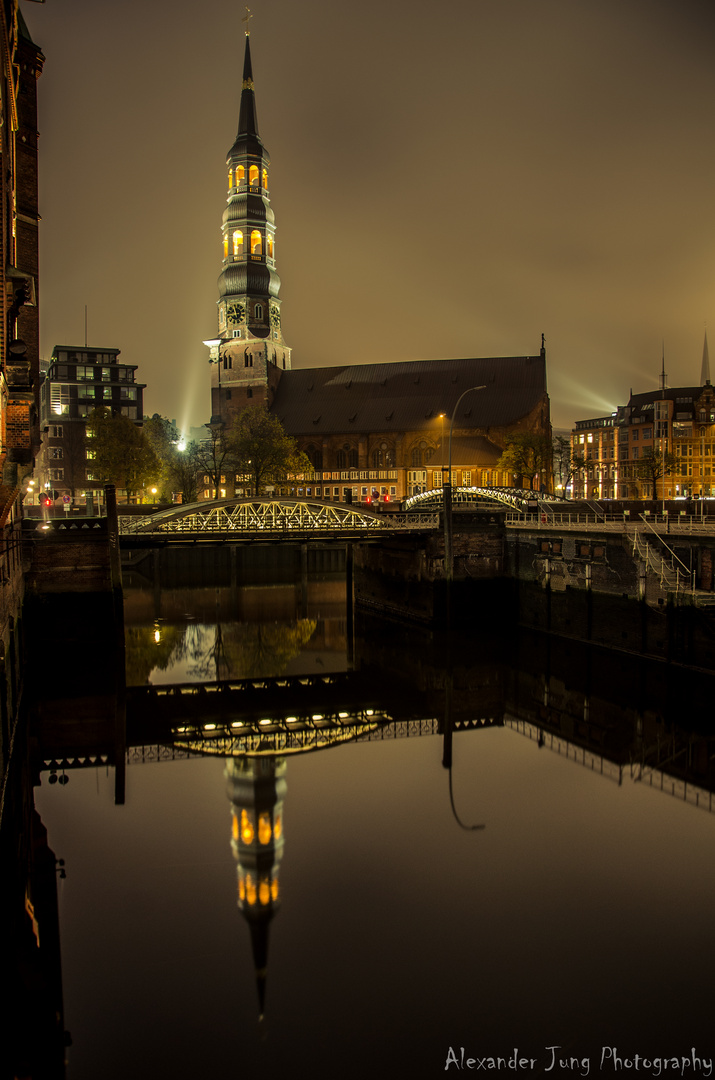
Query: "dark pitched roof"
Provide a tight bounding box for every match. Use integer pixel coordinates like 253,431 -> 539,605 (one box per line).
271,355 -> 547,437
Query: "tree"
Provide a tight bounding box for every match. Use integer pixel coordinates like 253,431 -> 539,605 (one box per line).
496,432 -> 552,491
636,447 -> 677,500
225,405 -> 311,495
167,440 -> 201,504
552,436 -> 586,498
193,424 -> 234,499
143,413 -> 180,499
85,408 -> 160,501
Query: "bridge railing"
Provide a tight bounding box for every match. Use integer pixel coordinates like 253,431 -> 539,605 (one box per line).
506,512 -> 715,534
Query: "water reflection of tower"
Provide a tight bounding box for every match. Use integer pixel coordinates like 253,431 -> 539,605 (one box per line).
225,756 -> 286,1019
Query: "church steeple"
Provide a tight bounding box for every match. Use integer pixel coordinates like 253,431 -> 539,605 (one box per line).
207,17 -> 291,422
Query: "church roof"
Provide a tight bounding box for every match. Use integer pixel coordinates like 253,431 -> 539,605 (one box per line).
271,354 -> 547,437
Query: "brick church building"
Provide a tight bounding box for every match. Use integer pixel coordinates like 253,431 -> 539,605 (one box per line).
206,27 -> 551,503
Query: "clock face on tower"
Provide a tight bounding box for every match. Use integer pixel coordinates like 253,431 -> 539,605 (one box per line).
227,302 -> 246,325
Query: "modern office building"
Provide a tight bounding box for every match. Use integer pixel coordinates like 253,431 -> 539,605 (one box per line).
37,345 -> 146,505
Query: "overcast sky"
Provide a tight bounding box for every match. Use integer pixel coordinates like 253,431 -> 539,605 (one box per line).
23,0 -> 715,434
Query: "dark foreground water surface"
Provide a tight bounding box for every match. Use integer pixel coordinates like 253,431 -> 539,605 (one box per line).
31,548 -> 715,1079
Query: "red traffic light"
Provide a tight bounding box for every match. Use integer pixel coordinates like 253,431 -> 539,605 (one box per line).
40,494 -> 52,507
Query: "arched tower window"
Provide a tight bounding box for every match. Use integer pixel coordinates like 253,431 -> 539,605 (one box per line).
262,168 -> 268,188
233,230 -> 243,257
236,165 -> 245,183
267,235 -> 274,258
223,236 -> 229,259
249,164 -> 259,186
228,168 -> 233,189
254,303 -> 263,320
250,230 -> 262,255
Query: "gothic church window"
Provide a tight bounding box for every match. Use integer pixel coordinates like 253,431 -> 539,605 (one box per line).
254,303 -> 263,319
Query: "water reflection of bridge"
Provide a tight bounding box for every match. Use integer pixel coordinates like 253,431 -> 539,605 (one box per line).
126,671 -> 500,757
34,661 -> 715,817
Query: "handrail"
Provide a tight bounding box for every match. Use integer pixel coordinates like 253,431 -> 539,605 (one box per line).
637,513 -> 691,573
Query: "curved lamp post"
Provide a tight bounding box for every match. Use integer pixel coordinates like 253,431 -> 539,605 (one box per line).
443,385 -> 486,584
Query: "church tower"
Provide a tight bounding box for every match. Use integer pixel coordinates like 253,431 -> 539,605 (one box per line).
207,15 -> 291,423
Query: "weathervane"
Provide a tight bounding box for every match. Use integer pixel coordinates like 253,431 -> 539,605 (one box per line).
242,6 -> 252,35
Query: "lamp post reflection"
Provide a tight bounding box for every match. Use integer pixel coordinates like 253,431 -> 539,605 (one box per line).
443,386 -> 486,585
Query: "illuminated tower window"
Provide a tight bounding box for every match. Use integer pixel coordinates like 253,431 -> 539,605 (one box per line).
249,164 -> 259,186
240,809 -> 255,844
262,168 -> 268,188
258,813 -> 272,844
233,229 -> 244,257
250,230 -> 262,255
267,235 -> 274,258
228,167 -> 233,189
223,236 -> 229,259
236,165 -> 245,183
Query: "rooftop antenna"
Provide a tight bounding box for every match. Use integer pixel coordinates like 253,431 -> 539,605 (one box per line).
660,341 -> 667,393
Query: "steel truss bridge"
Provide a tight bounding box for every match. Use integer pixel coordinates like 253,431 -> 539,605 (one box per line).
119,498 -> 440,539
404,486 -> 562,512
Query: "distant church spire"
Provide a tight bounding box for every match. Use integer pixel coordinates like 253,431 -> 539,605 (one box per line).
701,329 -> 711,385
206,18 -> 291,421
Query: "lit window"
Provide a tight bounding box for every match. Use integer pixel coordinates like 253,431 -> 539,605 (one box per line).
258,813 -> 272,844
262,168 -> 268,188
240,809 -> 254,844
223,236 -> 228,258
228,167 -> 233,189
50,385 -> 70,415
236,165 -> 244,183
232,229 -> 243,256
249,164 -> 259,186
250,230 -> 262,255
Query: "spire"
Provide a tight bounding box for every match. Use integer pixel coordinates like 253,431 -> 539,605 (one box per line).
701,329 -> 711,385
237,32 -> 260,142
660,342 -> 667,393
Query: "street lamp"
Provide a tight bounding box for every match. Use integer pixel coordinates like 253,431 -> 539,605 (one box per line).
444,385 -> 486,585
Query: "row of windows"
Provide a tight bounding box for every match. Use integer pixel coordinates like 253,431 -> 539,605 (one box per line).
51,365 -> 135,383
228,165 -> 267,190
223,230 -> 275,259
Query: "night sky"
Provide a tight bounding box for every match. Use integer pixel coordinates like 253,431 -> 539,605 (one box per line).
22,0 -> 715,435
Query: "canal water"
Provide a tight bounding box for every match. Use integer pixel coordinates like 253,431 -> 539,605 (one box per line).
32,547 -> 715,1080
